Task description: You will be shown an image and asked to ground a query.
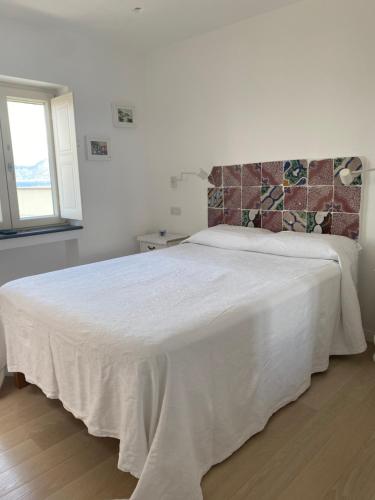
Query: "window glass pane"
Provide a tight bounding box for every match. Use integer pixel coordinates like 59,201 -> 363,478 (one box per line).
7,100 -> 55,219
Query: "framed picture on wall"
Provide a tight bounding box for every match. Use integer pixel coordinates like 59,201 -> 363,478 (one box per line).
86,136 -> 111,161
112,103 -> 136,128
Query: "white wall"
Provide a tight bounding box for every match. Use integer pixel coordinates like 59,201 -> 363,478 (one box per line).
0,13 -> 152,284
144,0 -> 375,333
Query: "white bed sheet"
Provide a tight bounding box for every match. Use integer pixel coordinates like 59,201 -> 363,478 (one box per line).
0,232 -> 365,500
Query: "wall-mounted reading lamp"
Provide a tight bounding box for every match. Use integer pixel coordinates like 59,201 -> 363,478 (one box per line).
340,167 -> 375,185
171,168 -> 212,188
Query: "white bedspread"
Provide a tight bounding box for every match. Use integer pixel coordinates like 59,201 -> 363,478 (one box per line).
0,226 -> 366,500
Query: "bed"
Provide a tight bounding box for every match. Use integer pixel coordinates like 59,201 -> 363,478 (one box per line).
0,225 -> 366,500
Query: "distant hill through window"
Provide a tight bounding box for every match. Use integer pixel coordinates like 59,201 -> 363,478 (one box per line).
15,159 -> 52,188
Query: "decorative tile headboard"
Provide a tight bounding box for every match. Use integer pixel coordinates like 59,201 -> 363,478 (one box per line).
207,157 -> 362,240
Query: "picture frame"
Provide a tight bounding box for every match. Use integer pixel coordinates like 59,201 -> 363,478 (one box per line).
112,103 -> 136,128
86,136 -> 111,161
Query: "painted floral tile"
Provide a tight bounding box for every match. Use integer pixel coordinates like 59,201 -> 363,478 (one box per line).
224,208 -> 241,226
223,165 -> 241,186
283,211 -> 307,232
334,157 -> 362,186
242,186 -> 261,209
284,187 -> 307,211
333,186 -> 361,213
262,211 -> 282,232
308,159 -> 333,185
208,208 -> 223,227
261,161 -> 283,186
261,186 -> 284,210
208,188 -> 223,208
332,213 -> 360,239
208,156 -> 362,239
208,166 -> 223,187
242,163 -> 261,186
224,187 -> 241,209
307,186 -> 333,212
283,160 -> 308,186
307,212 -> 332,234
242,209 -> 261,228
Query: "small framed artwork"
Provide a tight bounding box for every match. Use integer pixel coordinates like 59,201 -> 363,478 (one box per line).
86,136 -> 111,161
112,103 -> 135,128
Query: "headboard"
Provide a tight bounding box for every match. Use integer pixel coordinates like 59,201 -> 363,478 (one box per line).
207,157 -> 362,240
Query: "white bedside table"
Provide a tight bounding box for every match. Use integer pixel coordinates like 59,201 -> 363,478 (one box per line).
137,233 -> 189,253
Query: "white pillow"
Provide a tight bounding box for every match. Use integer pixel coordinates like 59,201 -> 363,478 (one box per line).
276,231 -> 360,259
185,225 -> 272,253
206,224 -> 270,234
186,226 -> 359,267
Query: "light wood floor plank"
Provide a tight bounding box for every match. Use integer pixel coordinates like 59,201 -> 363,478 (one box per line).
0,398 -> 60,437
201,399 -> 316,500
0,408 -> 83,455
2,434 -> 117,500
229,349 -> 375,500
0,383 -> 51,419
298,354 -> 365,411
276,386 -> 375,500
46,455 -> 138,500
0,440 -> 40,475
322,430 -> 375,500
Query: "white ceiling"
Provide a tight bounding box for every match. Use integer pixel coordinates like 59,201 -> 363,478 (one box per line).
0,0 -> 302,52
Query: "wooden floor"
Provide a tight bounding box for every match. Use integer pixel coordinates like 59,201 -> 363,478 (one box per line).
1,347 -> 375,500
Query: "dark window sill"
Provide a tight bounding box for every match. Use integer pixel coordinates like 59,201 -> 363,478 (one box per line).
0,224 -> 83,240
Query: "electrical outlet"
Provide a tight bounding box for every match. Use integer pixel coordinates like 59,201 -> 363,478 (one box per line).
170,206 -> 182,216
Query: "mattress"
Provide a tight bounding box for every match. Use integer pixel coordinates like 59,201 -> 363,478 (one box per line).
0,226 -> 366,500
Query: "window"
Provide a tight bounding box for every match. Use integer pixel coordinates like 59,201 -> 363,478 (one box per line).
8,99 -> 56,219
0,84 -> 82,230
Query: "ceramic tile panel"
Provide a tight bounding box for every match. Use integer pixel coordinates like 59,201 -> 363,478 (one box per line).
334,157 -> 362,186
208,188 -> 223,208
242,186 -> 261,210
224,187 -> 241,209
242,209 -> 261,228
283,160 -> 308,186
283,211 -> 307,232
242,163 -> 261,186
223,165 -> 241,186
307,186 -> 333,212
207,156 -> 362,239
333,186 -> 361,213
332,213 -> 360,239
307,212 -> 332,234
262,161 -> 283,186
208,208 -> 224,227
262,211 -> 283,232
208,166 -> 222,187
308,159 -> 333,185
284,187 -> 307,211
224,209 -> 241,226
261,186 -> 284,211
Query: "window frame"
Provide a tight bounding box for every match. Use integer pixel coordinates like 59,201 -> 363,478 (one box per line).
0,127 -> 11,230
0,84 -> 65,229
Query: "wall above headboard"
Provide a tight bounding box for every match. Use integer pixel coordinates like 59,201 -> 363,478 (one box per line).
208,157 -> 362,240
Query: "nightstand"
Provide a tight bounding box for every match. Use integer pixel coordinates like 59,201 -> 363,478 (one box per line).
137,233 -> 189,253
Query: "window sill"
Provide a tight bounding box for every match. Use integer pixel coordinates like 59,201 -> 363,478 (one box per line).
0,224 -> 83,250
